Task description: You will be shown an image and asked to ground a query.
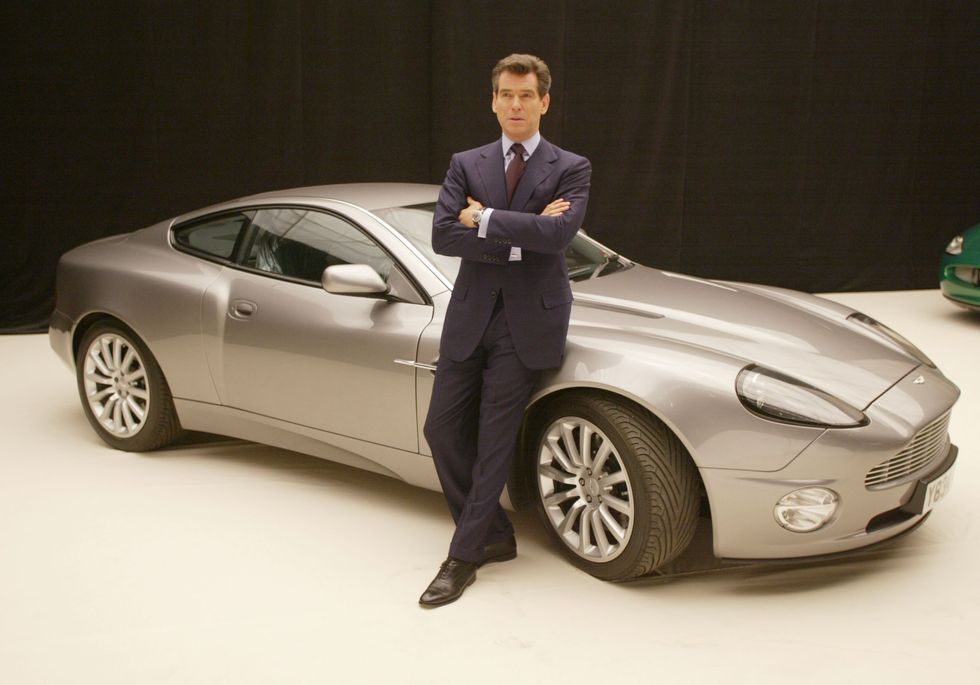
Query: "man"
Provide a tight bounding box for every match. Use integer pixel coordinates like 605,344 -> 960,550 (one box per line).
420,54 -> 591,607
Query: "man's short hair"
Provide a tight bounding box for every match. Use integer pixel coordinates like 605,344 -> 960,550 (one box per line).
491,54 -> 551,97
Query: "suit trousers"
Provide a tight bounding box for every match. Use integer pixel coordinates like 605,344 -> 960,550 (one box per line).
423,300 -> 539,563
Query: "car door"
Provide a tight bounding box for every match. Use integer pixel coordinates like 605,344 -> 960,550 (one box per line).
200,206 -> 432,453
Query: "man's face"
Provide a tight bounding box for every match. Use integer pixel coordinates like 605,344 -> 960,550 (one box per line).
491,70 -> 550,142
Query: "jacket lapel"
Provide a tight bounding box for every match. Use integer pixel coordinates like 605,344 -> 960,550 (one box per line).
510,138 -> 558,211
476,142 -> 508,210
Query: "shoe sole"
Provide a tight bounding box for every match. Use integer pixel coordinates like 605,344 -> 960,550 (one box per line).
418,573 -> 477,608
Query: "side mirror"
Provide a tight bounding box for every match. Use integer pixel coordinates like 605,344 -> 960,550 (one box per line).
322,264 -> 389,296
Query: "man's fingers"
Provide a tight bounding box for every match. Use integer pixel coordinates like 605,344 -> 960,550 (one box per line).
540,199 -> 571,216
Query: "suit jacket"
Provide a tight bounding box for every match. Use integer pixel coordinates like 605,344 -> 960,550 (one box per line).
432,137 -> 591,369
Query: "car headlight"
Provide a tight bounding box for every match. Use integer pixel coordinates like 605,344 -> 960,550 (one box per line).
945,235 -> 963,255
846,312 -> 935,368
736,365 -> 867,428
774,488 -> 839,532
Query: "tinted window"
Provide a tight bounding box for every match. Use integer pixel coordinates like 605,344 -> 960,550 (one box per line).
245,208 -> 395,284
172,213 -> 250,259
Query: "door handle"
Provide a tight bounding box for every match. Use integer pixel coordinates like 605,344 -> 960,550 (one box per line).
394,358 -> 438,375
229,299 -> 258,319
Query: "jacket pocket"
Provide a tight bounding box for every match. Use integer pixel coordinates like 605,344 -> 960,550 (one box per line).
541,286 -> 573,309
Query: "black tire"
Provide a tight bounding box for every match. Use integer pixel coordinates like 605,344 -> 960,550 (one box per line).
75,321 -> 183,451
527,392 -> 700,580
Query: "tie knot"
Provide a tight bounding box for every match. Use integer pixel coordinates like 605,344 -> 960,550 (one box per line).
509,143 -> 526,159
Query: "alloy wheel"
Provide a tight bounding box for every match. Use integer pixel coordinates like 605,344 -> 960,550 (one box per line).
82,333 -> 150,437
536,417 -> 635,562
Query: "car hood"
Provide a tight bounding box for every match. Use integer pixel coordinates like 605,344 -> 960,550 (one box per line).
569,265 -> 919,409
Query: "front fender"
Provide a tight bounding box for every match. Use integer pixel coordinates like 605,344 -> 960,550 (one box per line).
529,328 -> 825,472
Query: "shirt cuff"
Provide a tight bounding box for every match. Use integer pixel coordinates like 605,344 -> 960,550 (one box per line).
477,208 -> 493,239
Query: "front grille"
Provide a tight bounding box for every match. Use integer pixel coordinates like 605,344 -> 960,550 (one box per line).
865,410 -> 951,488
953,266 -> 980,286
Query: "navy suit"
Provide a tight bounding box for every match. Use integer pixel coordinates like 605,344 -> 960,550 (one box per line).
424,137 -> 591,562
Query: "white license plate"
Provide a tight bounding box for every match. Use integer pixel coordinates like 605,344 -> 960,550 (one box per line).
920,463 -> 955,514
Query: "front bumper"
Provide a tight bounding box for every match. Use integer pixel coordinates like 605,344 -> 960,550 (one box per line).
701,364 -> 960,560
940,252 -> 980,309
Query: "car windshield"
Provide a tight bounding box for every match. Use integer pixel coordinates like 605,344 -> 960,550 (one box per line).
372,202 -> 632,284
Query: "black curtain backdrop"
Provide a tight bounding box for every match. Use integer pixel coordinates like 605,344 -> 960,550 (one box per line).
2,1 -> 978,331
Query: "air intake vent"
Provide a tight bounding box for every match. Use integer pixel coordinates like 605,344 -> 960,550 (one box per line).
865,411 -> 951,488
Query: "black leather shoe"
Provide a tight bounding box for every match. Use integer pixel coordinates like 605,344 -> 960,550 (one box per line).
479,537 -> 517,567
419,557 -> 478,608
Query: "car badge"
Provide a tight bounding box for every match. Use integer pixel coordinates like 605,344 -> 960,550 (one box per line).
913,376 -> 925,385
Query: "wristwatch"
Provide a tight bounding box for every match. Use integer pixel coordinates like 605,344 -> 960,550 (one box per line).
471,207 -> 484,227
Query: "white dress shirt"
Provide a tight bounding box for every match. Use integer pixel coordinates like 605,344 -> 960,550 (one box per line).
477,132 -> 541,261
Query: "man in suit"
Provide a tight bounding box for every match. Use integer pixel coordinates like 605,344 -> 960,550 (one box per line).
419,54 -> 591,607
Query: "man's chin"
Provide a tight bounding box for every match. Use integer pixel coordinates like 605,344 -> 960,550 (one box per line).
504,126 -> 533,141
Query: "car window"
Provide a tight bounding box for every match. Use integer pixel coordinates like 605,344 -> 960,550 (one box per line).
243,207 -> 422,302
172,212 -> 251,260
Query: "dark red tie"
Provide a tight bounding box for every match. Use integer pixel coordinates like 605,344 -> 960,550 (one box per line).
505,143 -> 527,207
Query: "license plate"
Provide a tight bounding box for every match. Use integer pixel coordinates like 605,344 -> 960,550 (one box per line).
919,463 -> 955,514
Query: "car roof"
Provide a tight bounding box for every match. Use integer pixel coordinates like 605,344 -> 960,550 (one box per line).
235,183 -> 441,211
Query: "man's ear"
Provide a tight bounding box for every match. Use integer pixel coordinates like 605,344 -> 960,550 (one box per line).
491,92 -> 497,113
541,93 -> 550,114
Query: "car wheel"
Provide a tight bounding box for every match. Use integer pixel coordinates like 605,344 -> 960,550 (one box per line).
75,322 -> 183,451
528,392 -> 700,580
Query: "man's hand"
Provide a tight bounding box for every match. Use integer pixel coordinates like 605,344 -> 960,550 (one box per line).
540,198 -> 570,217
458,196 -> 484,228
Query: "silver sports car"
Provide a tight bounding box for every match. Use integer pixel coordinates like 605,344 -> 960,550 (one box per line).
50,183 -> 960,580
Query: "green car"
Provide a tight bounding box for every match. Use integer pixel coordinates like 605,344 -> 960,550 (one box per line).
941,222 -> 980,311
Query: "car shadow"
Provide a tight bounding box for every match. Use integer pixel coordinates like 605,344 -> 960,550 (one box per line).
617,517 -> 934,593
138,432 -> 940,593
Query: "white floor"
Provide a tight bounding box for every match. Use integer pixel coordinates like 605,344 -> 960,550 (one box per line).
1,289 -> 978,684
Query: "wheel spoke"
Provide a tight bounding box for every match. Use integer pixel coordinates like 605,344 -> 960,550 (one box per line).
591,509 -> 614,558
539,464 -> 578,486
560,421 -> 582,466
111,337 -> 124,371
603,493 -> 632,515
546,435 -> 577,473
86,371 -> 113,386
99,338 -> 115,372
90,387 -> 115,401
598,505 -> 627,541
600,470 -> 627,488
579,507 -> 592,553
112,398 -> 123,431
102,395 -> 117,421
125,396 -> 145,420
128,387 -> 148,400
125,368 -> 146,383
121,402 -> 137,432
557,501 -> 585,536
120,347 -> 136,374
544,488 -> 579,506
580,424 -> 594,468
90,349 -> 111,376
592,439 -> 613,474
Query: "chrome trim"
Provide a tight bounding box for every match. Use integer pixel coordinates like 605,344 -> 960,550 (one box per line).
394,359 -> 438,371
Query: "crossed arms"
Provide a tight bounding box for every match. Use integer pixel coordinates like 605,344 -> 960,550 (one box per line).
431,153 -> 591,262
